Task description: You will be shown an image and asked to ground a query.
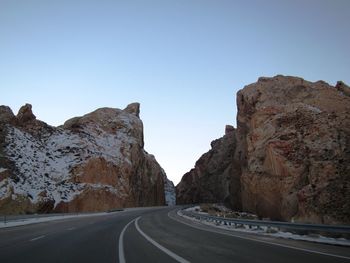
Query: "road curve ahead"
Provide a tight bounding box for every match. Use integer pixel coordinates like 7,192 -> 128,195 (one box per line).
0,206 -> 349,263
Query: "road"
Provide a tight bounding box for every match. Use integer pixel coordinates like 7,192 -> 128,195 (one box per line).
0,206 -> 349,263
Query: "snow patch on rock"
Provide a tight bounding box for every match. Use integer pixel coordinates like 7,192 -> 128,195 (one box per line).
1,122 -> 137,207
0,103 -> 169,213
164,178 -> 176,205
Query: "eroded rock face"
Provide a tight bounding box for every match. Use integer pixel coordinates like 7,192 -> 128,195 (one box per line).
16,104 -> 36,123
0,106 -> 15,124
236,75 -> 350,224
176,125 -> 240,207
177,75 -> 350,224
0,103 -> 170,214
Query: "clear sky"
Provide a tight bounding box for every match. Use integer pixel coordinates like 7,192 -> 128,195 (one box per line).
1,0 -> 349,185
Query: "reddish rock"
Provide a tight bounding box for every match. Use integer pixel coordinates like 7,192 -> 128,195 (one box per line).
16,103 -> 36,123
236,75 -> 350,224
177,75 -> 350,224
0,106 -> 16,124
0,103 -> 171,214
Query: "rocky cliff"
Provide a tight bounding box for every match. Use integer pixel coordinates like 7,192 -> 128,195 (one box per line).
0,103 -> 175,214
176,75 -> 350,224
176,125 -> 240,208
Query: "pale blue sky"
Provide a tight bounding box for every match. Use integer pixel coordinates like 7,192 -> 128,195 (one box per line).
1,0 -> 349,184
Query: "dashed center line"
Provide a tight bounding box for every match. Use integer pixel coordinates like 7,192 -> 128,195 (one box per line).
29,235 -> 46,242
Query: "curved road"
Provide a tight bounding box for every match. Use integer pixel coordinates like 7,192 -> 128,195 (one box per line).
0,206 -> 349,263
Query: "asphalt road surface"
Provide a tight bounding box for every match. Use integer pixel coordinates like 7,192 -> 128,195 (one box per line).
0,206 -> 349,263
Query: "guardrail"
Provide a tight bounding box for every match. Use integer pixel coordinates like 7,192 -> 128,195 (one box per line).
1,212 -> 75,224
1,208 -> 125,225
180,209 -> 350,237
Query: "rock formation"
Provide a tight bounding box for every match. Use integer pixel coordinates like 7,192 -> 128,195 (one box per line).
164,177 -> 176,206
0,103 -> 175,214
176,75 -> 350,225
176,125 -> 240,207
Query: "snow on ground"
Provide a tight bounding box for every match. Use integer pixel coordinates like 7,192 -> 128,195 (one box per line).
179,207 -> 350,247
185,206 -> 208,215
0,212 -> 110,229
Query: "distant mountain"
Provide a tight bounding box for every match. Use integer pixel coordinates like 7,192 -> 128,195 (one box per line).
176,76 -> 350,225
0,103 -> 175,214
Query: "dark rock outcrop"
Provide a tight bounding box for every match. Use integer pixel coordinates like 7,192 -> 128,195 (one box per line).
16,104 -> 36,123
176,125 -> 240,207
0,106 -> 15,124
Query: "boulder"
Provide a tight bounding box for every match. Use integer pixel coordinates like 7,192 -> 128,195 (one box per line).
16,103 -> 36,123
0,106 -> 15,124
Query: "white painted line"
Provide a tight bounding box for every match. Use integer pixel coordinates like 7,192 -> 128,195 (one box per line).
168,210 -> 350,261
29,235 -> 46,242
135,217 -> 190,263
67,227 -> 76,231
118,217 -> 138,263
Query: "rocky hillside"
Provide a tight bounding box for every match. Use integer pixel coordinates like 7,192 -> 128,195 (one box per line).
176,75 -> 350,224
0,103 -> 175,214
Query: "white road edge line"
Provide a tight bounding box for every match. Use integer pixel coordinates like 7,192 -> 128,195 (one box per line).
135,217 -> 190,263
168,210 -> 350,261
29,235 -> 46,242
118,217 -> 138,263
